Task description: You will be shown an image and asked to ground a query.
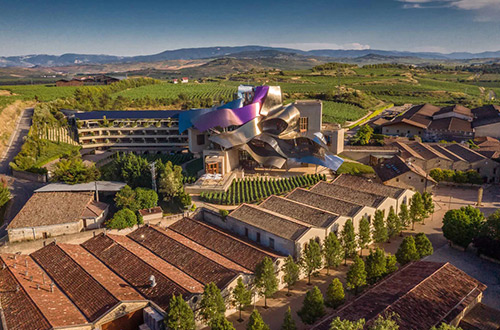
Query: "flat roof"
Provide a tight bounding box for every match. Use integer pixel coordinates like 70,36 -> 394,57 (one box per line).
73,110 -> 182,121
35,181 -> 126,193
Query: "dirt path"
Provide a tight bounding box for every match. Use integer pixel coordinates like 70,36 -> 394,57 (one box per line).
0,100 -> 34,166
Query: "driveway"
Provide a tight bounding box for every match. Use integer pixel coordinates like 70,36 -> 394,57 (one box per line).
0,107 -> 33,175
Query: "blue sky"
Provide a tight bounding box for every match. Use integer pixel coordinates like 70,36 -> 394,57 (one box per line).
1,0 -> 499,56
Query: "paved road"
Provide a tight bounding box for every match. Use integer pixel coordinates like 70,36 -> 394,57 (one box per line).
0,108 -> 43,239
0,107 -> 33,174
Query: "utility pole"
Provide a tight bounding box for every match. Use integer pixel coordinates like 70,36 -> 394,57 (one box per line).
149,162 -> 157,192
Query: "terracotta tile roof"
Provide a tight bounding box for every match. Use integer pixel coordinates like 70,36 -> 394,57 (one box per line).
428,117 -> 473,132
260,195 -> 339,228
333,174 -> 405,199
228,204 -> 311,241
0,256 -> 51,330
128,226 -> 238,288
405,142 -> 450,161
445,143 -> 487,163
30,243 -> 119,322
374,156 -> 435,184
429,144 -> 466,162
312,261 -> 487,330
107,234 -> 204,293
169,217 -> 281,272
58,243 -> 145,301
81,234 -> 188,311
383,104 -> 440,129
287,188 -> 363,218
472,105 -> 500,127
1,254 -> 87,328
8,192 -> 99,229
434,105 -> 472,118
310,181 -> 386,208
459,303 -> 500,330
138,206 -> 163,216
82,200 -> 108,218
392,142 -> 425,160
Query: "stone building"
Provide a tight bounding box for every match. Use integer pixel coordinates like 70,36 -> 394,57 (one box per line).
7,192 -> 108,243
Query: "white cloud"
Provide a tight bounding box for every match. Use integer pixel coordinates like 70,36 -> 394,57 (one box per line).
398,0 -> 500,20
270,42 -> 371,51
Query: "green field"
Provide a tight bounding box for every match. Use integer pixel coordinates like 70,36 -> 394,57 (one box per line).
322,101 -> 367,125
1,84 -> 79,101
113,83 -> 236,101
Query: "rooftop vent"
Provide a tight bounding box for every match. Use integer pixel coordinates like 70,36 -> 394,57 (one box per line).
149,275 -> 157,288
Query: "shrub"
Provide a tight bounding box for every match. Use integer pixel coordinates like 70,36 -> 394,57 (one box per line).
106,208 -> 137,229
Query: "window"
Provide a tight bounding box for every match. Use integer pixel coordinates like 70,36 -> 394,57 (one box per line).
299,117 -> 308,132
396,130 -> 400,133
421,179 -> 424,182
269,238 -> 275,249
396,178 -> 399,182
196,134 -> 205,145
256,232 -> 261,243
244,227 -> 249,237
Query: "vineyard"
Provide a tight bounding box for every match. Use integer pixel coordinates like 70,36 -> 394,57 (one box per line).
322,101 -> 367,125
200,173 -> 326,205
113,83 -> 236,102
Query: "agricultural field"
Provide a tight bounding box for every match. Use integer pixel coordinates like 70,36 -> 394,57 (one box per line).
113,82 -> 236,102
1,84 -> 79,101
322,101 -> 367,125
200,173 -> 326,205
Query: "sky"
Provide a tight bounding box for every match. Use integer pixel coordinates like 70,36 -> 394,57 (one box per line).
1,0 -> 500,56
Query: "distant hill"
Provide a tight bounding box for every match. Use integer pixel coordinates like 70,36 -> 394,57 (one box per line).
2,45 -> 500,68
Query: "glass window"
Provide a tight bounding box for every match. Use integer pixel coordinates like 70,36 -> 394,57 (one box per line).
269,237 -> 275,249
299,117 -> 308,132
256,232 -> 261,243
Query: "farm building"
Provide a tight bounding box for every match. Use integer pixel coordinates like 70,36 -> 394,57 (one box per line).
7,192 -> 108,243
311,261 -> 489,330
0,218 -> 284,330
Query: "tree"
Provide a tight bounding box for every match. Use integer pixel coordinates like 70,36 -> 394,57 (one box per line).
105,153 -> 151,188
398,203 -> 411,231
210,317 -> 235,330
115,185 -> 140,211
52,157 -> 100,184
329,317 -> 365,330
372,210 -> 388,243
105,208 -> 137,229
281,256 -> 300,296
341,219 -> 357,264
386,207 -> 401,240
325,278 -> 345,309
346,255 -> 367,294
247,309 -> 270,330
409,192 -> 425,230
365,248 -> 387,284
443,206 -> 484,249
430,324 -> 463,330
232,278 -> 251,322
422,192 -> 434,223
254,257 -> 278,308
165,294 -> 195,330
385,254 -> 398,275
301,239 -> 323,284
200,282 -> 226,325
158,161 -> 183,200
176,188 -> 192,209
357,217 -> 371,256
414,233 -> 433,258
351,125 -> 373,146
0,177 -> 11,209
281,307 -> 296,330
135,187 -> 158,209
323,232 -> 343,273
370,313 -> 400,330
395,236 -> 419,265
297,286 -> 326,324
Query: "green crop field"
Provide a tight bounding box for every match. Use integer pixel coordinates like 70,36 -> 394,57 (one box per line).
322,101 -> 368,124
1,84 -> 79,101
113,82 -> 236,101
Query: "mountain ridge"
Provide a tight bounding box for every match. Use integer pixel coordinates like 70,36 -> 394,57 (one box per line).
2,45 -> 500,67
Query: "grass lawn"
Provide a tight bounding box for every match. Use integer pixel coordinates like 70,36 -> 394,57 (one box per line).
33,141 -> 80,168
336,161 -> 375,175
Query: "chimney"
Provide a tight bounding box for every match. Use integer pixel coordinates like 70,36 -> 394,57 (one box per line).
95,181 -> 99,202
36,284 -> 40,290
149,275 -> 157,288
50,282 -> 54,293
